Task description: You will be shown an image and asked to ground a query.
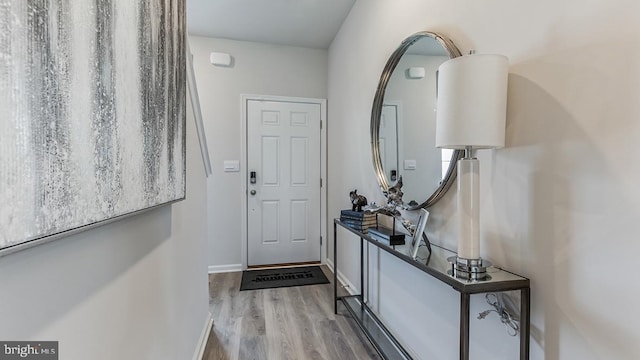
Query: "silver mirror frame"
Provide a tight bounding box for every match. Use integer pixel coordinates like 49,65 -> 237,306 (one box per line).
371,31 -> 463,210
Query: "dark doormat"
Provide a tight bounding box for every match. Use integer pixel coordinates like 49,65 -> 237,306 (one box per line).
240,266 -> 330,291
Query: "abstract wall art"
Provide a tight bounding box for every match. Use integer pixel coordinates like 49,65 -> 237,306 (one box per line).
0,0 -> 186,255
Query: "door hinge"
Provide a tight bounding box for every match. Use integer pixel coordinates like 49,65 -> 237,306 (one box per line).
320,120 -> 323,129
320,178 -> 323,187
320,236 -> 323,246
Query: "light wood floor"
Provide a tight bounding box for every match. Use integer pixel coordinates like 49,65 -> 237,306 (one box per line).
203,266 -> 380,360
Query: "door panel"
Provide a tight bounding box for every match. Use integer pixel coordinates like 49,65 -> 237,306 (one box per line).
261,200 -> 279,244
290,200 -> 308,241
261,137 -> 280,185
290,137 -> 308,185
247,99 -> 321,266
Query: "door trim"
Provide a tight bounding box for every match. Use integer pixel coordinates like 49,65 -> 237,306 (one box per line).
240,94 -> 327,270
382,100 -> 403,182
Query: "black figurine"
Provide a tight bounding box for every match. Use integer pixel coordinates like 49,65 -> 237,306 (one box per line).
349,190 -> 368,212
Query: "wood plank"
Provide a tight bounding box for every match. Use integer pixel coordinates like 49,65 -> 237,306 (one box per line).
203,266 -> 380,360
285,286 -> 328,360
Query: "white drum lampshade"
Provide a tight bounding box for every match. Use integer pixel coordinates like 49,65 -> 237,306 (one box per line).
435,54 -> 508,277
436,54 -> 508,150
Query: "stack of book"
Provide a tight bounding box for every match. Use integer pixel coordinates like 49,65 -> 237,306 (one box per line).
340,210 -> 376,233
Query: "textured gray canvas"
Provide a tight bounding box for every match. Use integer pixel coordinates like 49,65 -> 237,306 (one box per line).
0,0 -> 186,252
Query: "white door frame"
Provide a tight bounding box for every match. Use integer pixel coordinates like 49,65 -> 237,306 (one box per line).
240,94 -> 327,269
382,100 -> 403,182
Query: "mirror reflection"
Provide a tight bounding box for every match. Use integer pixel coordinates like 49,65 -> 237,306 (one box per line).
374,34 -> 459,207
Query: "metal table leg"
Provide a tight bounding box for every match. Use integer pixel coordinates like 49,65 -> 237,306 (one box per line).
360,237 -> 364,304
334,221 -> 338,314
460,293 -> 470,360
520,287 -> 530,359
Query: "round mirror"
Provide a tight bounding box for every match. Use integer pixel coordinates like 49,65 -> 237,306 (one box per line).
371,31 -> 463,210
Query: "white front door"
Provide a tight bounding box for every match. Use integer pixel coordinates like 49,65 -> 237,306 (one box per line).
247,99 -> 321,266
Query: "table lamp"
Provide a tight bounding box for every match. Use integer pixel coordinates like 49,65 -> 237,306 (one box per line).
435,53 -> 508,280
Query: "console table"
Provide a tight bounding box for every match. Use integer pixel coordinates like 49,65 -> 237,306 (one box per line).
333,219 -> 530,360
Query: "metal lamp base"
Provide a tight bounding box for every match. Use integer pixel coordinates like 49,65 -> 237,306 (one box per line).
447,256 -> 492,281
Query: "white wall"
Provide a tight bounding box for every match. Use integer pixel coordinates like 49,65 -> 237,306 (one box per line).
329,1 -> 640,359
0,102 -> 209,360
188,36 -> 327,270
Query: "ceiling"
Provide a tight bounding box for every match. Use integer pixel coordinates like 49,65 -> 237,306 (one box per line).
186,0 -> 357,49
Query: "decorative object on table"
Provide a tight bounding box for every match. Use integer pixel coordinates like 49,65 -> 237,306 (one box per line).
384,176 -> 404,207
0,0 -> 186,256
368,225 -> 406,246
369,204 -> 401,218
409,209 -> 430,259
435,52 -> 508,280
366,210 -> 405,246
340,209 -> 376,233
365,200 -> 417,245
349,189 -> 368,212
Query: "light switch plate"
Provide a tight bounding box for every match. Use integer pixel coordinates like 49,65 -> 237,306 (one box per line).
404,160 -> 417,170
223,160 -> 240,172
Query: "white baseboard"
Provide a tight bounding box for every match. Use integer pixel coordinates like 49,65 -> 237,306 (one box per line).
192,312 -> 214,360
326,257 -> 334,273
208,264 -> 242,273
325,258 -> 358,296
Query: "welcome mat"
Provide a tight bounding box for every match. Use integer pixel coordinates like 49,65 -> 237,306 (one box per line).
240,266 -> 330,291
